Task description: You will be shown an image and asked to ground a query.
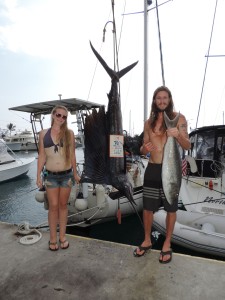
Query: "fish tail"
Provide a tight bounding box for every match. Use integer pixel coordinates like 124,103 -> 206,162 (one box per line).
164,111 -> 180,128
90,41 -> 138,81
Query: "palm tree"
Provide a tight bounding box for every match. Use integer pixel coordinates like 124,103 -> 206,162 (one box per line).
7,123 -> 16,137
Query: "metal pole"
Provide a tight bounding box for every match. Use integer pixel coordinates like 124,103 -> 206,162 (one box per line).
144,0 -> 149,122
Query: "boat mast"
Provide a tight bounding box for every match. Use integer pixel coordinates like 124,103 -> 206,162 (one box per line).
155,0 -> 165,86
143,0 -> 149,122
144,0 -> 167,122
195,0 -> 219,128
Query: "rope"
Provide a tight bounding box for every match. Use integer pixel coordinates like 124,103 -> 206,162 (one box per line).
182,175 -> 222,195
182,174 -> 225,206
17,221 -> 42,245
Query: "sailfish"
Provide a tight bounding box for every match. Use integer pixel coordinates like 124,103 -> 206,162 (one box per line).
81,42 -> 138,206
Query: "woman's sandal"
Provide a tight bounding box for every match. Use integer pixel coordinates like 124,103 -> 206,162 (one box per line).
48,241 -> 59,251
59,239 -> 69,250
133,245 -> 152,257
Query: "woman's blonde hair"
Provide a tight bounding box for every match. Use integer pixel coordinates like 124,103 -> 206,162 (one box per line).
51,105 -> 72,161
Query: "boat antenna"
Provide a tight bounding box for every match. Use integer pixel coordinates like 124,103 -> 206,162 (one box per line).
109,0 -> 120,72
155,0 -> 165,86
195,0 -> 219,128
87,0 -> 125,100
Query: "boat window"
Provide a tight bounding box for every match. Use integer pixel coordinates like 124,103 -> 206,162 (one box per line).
190,130 -> 215,160
217,135 -> 225,163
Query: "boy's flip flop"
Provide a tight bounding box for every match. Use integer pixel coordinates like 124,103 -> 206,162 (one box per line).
159,249 -> 172,264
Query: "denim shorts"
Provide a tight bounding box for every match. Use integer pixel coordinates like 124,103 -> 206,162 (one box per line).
44,170 -> 74,188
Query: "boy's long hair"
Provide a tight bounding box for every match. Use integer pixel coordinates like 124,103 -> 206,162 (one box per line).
51,105 -> 71,162
149,86 -> 175,132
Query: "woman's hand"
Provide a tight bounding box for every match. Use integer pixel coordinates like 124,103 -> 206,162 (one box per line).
36,177 -> 43,189
74,174 -> 81,184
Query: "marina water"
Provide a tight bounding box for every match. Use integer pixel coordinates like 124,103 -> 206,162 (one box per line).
0,149 -> 224,262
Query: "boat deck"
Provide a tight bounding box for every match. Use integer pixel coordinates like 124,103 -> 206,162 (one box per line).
1,221 -> 224,300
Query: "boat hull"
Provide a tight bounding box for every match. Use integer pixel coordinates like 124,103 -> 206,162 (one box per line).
0,157 -> 35,183
36,157 -> 148,227
5,142 -> 22,152
67,185 -> 144,227
153,209 -> 225,258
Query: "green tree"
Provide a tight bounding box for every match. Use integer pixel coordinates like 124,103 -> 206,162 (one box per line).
7,123 -> 16,137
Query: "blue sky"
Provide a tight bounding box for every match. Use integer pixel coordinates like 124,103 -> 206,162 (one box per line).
0,0 -> 225,135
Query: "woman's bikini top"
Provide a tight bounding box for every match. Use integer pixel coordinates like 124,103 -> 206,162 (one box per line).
43,128 -> 63,153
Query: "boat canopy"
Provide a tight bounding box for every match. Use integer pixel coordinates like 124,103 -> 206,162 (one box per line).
9,98 -> 102,116
8,98 -> 103,152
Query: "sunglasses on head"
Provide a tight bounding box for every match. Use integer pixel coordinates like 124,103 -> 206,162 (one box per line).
55,113 -> 67,120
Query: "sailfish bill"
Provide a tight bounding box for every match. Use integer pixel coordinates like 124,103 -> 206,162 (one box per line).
162,112 -> 182,205
81,42 -> 138,206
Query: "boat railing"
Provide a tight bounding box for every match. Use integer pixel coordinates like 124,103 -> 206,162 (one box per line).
188,159 -> 224,178
0,140 -> 24,163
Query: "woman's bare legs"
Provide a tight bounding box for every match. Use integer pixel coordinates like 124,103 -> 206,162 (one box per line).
47,187 -> 60,250
58,187 -> 71,248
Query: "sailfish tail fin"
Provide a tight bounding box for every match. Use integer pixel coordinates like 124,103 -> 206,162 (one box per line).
90,41 -> 138,81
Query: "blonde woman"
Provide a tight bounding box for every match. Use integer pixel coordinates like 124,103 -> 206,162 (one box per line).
36,105 -> 80,251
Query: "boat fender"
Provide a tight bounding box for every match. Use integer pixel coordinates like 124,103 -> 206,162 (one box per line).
185,155 -> 198,173
202,222 -> 215,233
209,180 -> 213,190
127,170 -> 135,187
35,188 -> 47,203
134,168 -> 142,187
44,197 -> 49,210
96,185 -> 106,207
75,192 -> 88,211
68,185 -> 77,205
82,182 -> 89,198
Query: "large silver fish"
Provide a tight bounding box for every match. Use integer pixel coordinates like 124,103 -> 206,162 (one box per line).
81,42 -> 138,206
162,112 -> 182,205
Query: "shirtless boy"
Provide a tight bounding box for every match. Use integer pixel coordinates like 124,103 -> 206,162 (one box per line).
134,86 -> 191,263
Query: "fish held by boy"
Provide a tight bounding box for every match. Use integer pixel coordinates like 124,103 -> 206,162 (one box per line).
162,111 -> 182,205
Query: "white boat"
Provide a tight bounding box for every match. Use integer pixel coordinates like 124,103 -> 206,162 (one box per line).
3,140 -> 21,152
0,139 -> 35,183
152,125 -> 225,258
179,125 -> 225,215
4,130 -> 37,151
153,209 -> 225,258
9,98 -> 148,227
